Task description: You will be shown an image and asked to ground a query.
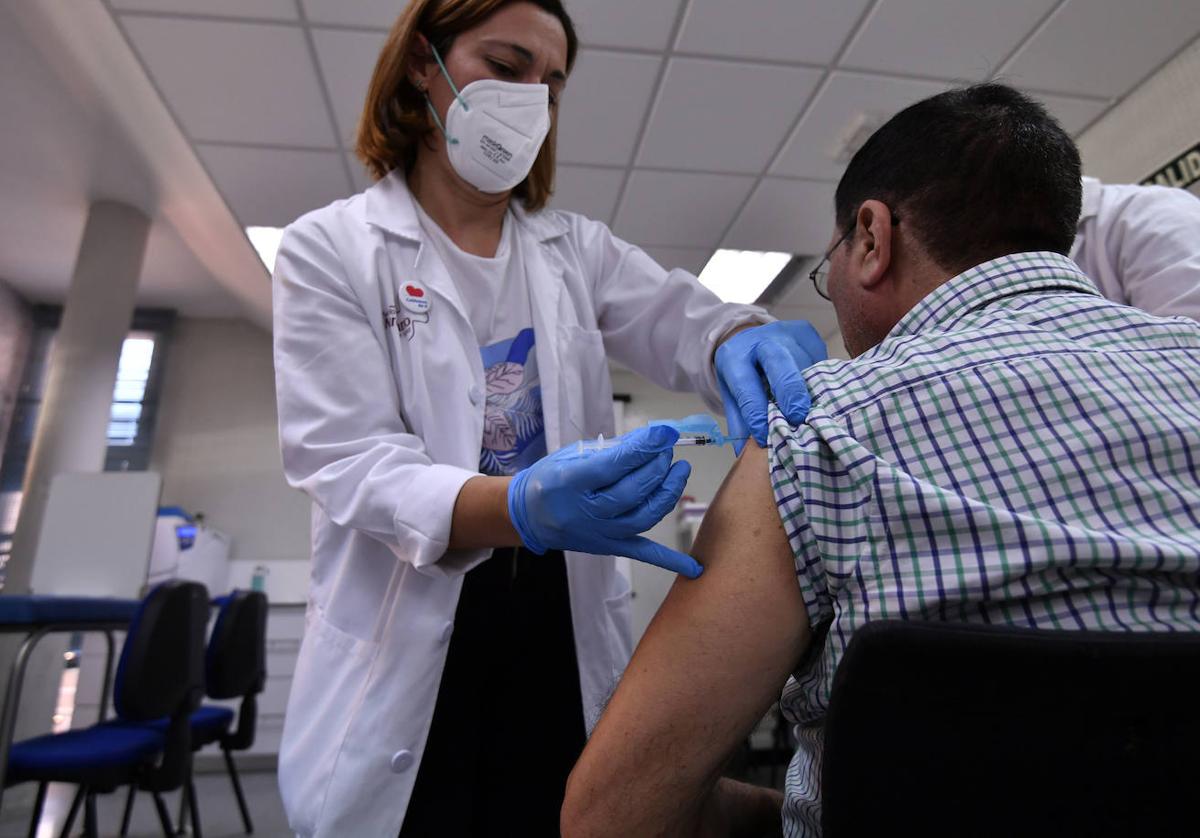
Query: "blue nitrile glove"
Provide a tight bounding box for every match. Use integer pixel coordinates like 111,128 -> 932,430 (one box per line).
715,321 -> 827,454
507,424 -> 702,578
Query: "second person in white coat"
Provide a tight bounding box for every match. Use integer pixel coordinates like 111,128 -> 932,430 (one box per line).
1072,175 -> 1200,321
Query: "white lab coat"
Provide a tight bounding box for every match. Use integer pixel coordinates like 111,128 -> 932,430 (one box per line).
1071,176 -> 1200,321
271,170 -> 769,836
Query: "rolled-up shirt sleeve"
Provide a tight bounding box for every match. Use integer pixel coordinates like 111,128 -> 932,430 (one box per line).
766,405 -> 879,632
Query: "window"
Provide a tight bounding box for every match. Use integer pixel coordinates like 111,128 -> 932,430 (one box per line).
0,308 -> 173,576
107,333 -> 156,450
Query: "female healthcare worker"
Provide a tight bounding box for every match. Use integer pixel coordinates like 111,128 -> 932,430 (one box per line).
271,0 -> 825,834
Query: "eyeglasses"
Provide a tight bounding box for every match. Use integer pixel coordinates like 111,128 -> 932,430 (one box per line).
808,214 -> 900,301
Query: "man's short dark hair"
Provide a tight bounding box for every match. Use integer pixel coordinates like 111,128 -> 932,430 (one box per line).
834,83 -> 1082,275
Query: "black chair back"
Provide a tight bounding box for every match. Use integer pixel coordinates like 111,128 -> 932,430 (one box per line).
821,620 -> 1200,837
205,590 -> 267,749
112,580 -> 208,792
113,580 -> 208,722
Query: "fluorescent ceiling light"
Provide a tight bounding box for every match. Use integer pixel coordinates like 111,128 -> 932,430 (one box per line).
697,249 -> 792,304
246,226 -> 284,273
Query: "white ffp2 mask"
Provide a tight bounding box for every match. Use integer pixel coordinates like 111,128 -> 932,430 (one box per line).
425,44 -> 551,194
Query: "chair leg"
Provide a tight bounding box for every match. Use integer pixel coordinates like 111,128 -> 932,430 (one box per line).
176,785 -> 188,834
27,781 -> 48,838
223,748 -> 254,834
120,785 -> 136,836
186,776 -> 203,838
83,789 -> 99,838
58,786 -> 84,838
151,791 -> 175,837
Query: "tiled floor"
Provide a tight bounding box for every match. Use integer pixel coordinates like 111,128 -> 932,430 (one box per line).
1,769 -> 292,838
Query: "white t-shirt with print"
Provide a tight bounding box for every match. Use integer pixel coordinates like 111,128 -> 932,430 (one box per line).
414,202 -> 548,476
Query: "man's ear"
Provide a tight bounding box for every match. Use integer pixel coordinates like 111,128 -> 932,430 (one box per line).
855,200 -> 895,289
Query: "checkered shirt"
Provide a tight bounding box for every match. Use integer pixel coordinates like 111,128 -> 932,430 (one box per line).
768,252 -> 1200,836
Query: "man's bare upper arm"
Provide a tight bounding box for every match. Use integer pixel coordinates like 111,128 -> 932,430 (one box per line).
563,443 -> 811,836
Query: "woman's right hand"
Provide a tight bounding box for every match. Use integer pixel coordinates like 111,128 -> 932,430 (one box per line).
507,425 -> 702,578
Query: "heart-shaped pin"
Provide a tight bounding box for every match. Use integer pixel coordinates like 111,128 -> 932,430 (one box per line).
405,285 -> 425,298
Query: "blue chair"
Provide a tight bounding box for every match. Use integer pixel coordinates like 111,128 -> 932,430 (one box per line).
8,580 -> 208,838
120,590 -> 267,836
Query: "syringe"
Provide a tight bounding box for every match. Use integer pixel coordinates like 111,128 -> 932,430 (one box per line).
577,414 -> 747,454
577,433 -> 725,453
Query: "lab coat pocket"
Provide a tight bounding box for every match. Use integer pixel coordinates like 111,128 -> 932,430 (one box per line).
558,324 -> 616,439
278,611 -> 379,836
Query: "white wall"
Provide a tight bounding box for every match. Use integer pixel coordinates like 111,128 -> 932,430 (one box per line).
1077,36 -> 1200,183
151,318 -> 311,564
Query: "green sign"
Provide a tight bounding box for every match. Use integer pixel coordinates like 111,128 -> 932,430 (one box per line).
1141,142 -> 1200,189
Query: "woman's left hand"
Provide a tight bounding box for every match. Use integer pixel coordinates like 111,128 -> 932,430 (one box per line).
507,425 -> 702,578
715,321 -> 827,453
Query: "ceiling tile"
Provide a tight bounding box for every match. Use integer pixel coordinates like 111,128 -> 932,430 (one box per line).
724,178 -> 836,255
842,0 -> 1057,81
551,166 -> 624,225
1029,91 -> 1108,136
557,50 -> 662,166
311,28 -> 387,146
112,0 -> 298,20
196,144 -> 351,227
638,58 -> 822,173
301,0 -> 398,28
1001,0 -> 1200,99
676,0 -> 872,64
568,0 -> 684,50
121,17 -> 336,147
639,246 -> 713,276
771,71 -> 951,180
612,170 -> 755,248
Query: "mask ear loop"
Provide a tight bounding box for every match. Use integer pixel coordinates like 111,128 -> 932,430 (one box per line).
425,41 -> 467,146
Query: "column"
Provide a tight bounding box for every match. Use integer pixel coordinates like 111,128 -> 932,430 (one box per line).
6,201 -> 150,595
0,202 -> 148,786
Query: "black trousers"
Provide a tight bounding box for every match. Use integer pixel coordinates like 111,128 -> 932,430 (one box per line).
399,547 -> 586,837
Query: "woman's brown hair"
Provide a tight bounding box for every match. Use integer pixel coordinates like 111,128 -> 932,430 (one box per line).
355,0 -> 578,212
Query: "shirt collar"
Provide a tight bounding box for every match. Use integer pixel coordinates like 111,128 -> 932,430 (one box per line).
364,168 -> 569,243
889,251 -> 1101,339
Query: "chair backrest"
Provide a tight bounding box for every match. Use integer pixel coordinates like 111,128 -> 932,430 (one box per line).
205,590 -> 267,751
113,580 -> 208,722
821,620 -> 1200,837
205,590 -> 267,700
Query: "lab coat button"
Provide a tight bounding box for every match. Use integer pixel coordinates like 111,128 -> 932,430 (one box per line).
468,385 -> 482,406
440,621 -> 455,643
390,750 -> 415,773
